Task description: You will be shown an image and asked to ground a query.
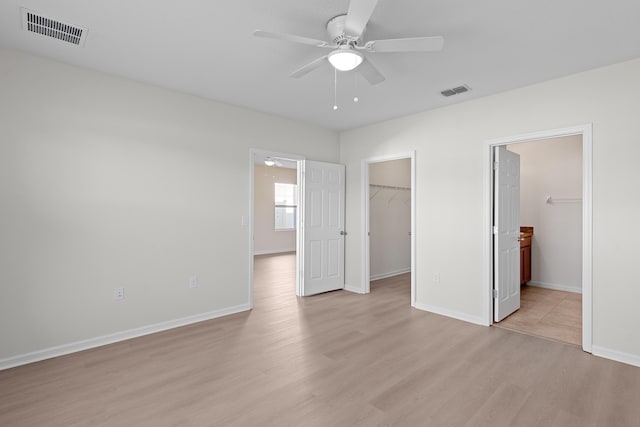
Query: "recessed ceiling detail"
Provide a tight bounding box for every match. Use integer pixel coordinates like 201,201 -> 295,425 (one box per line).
440,85 -> 471,97
21,8 -> 87,46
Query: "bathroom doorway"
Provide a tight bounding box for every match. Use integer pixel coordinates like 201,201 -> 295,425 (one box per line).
485,125 -> 592,352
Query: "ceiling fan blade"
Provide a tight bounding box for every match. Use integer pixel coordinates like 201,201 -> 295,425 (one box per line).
365,36 -> 444,53
357,57 -> 385,85
344,0 -> 379,38
290,55 -> 329,78
254,30 -> 330,48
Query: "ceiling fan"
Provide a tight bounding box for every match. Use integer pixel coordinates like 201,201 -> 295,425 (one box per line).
263,156 -> 283,167
254,0 -> 444,85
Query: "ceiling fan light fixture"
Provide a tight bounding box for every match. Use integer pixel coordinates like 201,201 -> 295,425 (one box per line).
264,158 -> 276,166
328,48 -> 363,71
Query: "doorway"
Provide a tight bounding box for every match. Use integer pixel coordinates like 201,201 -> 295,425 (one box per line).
361,152 -> 416,305
494,136 -> 583,346
249,149 -> 303,308
249,150 -> 347,305
483,125 -> 593,352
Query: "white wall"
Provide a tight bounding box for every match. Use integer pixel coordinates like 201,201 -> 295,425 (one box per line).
340,58 -> 640,363
254,165 -> 296,255
508,136 -> 582,293
0,47 -> 339,364
369,159 -> 411,279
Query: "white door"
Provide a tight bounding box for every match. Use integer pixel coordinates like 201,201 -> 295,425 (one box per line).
494,146 -> 521,322
300,160 -> 345,296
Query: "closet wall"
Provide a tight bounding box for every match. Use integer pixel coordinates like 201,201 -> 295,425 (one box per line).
369,159 -> 411,280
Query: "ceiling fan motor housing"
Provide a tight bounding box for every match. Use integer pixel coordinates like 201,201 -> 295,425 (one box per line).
327,14 -> 363,46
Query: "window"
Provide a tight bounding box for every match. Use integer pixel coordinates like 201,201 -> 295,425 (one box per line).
274,182 -> 297,231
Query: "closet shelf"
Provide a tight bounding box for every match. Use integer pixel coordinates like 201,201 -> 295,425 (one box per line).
370,184 -> 410,191
369,184 -> 410,201
545,195 -> 582,204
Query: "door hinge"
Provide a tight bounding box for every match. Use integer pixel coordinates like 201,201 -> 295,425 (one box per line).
493,225 -> 498,234
493,161 -> 498,170
493,289 -> 498,298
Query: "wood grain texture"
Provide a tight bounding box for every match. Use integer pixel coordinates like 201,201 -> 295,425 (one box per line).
1,253 -> 638,426
495,285 -> 582,346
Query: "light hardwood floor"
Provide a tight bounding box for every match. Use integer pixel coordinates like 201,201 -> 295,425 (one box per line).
494,285 -> 582,346
1,253 -> 639,426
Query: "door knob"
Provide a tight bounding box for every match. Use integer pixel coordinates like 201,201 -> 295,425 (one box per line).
340,230 -> 347,236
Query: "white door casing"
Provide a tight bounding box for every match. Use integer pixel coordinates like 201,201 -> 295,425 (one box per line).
483,125 -> 592,352
300,160 -> 345,296
360,152 -> 416,304
494,146 -> 521,322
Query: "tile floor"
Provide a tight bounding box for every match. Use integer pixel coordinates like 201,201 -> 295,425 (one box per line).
494,285 -> 582,346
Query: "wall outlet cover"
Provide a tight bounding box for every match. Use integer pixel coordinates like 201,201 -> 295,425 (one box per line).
189,276 -> 198,289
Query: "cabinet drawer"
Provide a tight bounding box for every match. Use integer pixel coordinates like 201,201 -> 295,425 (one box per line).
520,236 -> 531,248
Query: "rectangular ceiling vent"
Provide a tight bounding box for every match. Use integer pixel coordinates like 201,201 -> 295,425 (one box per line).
21,8 -> 88,47
441,85 -> 471,97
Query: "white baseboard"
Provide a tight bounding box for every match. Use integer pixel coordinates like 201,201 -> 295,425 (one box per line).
528,281 -> 582,294
344,284 -> 365,294
414,302 -> 487,326
592,345 -> 640,368
0,303 -> 251,371
370,268 -> 411,282
253,248 -> 296,256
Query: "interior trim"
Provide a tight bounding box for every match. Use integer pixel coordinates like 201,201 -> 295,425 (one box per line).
0,304 -> 251,371
483,124 -> 593,353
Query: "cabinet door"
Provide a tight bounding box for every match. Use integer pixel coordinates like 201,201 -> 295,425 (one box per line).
520,247 -> 526,285
523,245 -> 531,283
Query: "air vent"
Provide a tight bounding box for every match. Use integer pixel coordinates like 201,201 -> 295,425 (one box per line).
441,85 -> 471,97
21,8 -> 88,46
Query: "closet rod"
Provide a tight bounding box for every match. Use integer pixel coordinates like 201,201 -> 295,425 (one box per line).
369,184 -> 410,191
545,195 -> 582,204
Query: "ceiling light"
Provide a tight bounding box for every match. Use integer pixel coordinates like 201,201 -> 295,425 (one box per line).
264,158 -> 276,167
328,48 -> 363,71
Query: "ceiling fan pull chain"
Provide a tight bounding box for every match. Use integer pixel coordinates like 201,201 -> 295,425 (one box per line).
353,71 -> 359,103
333,68 -> 338,110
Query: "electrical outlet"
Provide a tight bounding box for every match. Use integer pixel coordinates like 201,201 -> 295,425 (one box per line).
189,275 -> 198,289
114,287 -> 124,300
433,273 -> 440,283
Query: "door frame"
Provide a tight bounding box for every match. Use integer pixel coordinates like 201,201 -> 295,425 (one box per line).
248,148 -> 305,308
482,124 -> 593,352
361,151 -> 416,306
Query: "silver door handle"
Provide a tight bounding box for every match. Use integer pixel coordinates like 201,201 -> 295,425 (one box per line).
340,231 -> 347,236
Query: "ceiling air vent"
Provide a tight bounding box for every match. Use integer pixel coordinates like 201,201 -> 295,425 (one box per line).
441,85 -> 471,97
21,8 -> 88,46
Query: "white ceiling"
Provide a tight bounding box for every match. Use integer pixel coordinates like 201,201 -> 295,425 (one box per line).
2,1 -> 640,131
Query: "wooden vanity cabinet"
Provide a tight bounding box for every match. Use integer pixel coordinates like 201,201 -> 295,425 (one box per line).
520,227 -> 533,285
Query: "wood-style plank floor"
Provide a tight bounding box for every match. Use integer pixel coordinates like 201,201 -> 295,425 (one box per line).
1,253 -> 639,426
494,285 -> 582,346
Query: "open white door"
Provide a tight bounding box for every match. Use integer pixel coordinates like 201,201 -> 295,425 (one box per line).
494,146 -> 521,322
300,160 -> 345,296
